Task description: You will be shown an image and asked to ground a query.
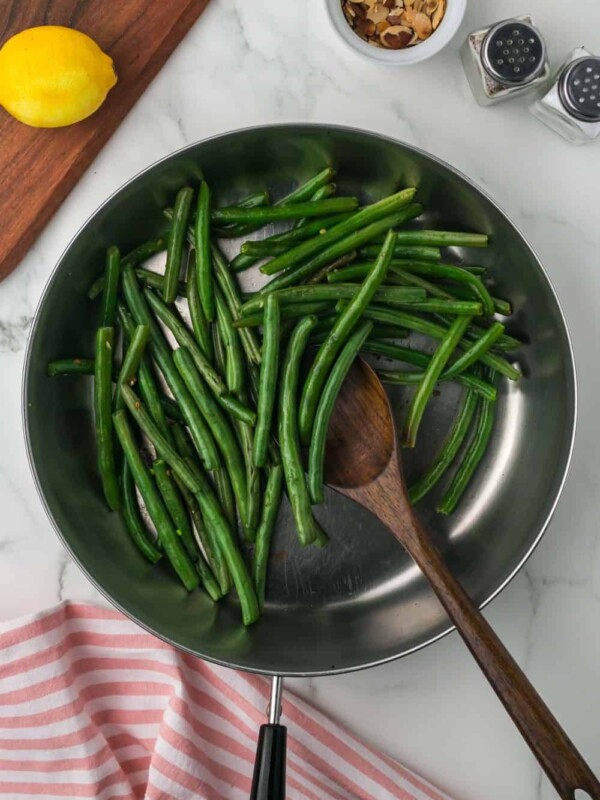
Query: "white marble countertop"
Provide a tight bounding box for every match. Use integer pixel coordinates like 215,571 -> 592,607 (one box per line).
1,1 -> 599,798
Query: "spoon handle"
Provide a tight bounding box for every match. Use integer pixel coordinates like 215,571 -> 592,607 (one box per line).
401,522 -> 600,800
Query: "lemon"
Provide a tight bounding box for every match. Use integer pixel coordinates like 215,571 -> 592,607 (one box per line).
0,26 -> 117,128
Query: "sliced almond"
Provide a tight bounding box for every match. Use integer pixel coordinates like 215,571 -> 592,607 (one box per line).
380,24 -> 413,48
366,2 -> 390,23
412,0 -> 424,12
432,0 -> 445,29
376,19 -> 390,31
400,8 -> 416,26
409,30 -> 420,45
404,0 -> 415,5
424,0 -> 439,13
412,11 -> 432,38
355,17 -> 377,38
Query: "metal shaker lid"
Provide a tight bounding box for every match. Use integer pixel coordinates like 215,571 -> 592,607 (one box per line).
481,19 -> 546,86
558,57 -> 600,122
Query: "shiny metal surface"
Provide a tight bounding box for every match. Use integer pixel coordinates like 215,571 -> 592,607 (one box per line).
481,20 -> 546,86
268,677 -> 284,725
23,125 -> 576,677
558,57 -> 600,122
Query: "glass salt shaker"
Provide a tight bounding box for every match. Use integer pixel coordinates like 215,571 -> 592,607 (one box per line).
461,16 -> 550,107
530,48 -> 600,145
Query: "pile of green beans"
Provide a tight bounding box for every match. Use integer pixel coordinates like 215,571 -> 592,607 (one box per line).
48,168 -> 522,625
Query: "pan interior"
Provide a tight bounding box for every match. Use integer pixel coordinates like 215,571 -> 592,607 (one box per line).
24,126 -> 575,676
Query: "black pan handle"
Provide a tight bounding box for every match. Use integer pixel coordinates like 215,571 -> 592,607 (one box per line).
250,676 -> 286,800
250,723 -> 287,800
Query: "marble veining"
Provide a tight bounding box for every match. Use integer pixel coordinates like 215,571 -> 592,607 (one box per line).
1,1 -> 599,798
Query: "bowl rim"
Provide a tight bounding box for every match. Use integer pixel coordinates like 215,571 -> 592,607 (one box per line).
22,122 -> 578,677
324,0 -> 467,65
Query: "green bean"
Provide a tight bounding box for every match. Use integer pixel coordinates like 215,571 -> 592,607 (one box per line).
48,358 -> 95,376
121,459 -> 162,563
254,294 -> 280,468
159,395 -> 186,423
89,265 -> 186,302
260,188 -> 416,277
299,230 -> 397,445
195,181 -> 214,321
212,466 -> 237,528
233,211 -> 354,270
260,206 -> 423,295
138,268 -> 187,297
234,301 -> 334,329
120,384 -> 204,492
114,324 -> 150,411
164,187 -> 194,304
355,304 -> 521,381
459,318 -> 522,352
294,182 -> 337,227
173,347 -> 248,528
186,255 -> 213,361
215,285 -> 244,395
94,327 -> 120,511
144,288 -> 226,397
123,268 -> 220,469
212,198 -> 358,226
113,410 -> 198,590
232,409 -> 262,543
117,304 -> 174,441
192,464 -> 260,625
279,316 -> 318,546
309,321 -> 373,504
171,423 -> 230,594
152,459 -> 199,561
437,281 -> 512,316
444,322 -> 505,378
311,519 -> 329,547
211,245 -> 262,366
214,167 -> 337,239
100,247 -> 121,327
194,552 -> 223,602
403,316 -> 472,448
387,260 -> 495,317
328,263 -> 449,299
253,464 -> 284,610
170,475 -> 224,601
367,323 -> 410,341
216,395 -> 255,426
409,387 -> 480,504
240,284 -> 426,316
212,318 -> 227,378
359,244 -> 441,261
364,340 -> 496,400
437,384 -> 497,515
122,237 -> 167,268
379,231 -> 489,248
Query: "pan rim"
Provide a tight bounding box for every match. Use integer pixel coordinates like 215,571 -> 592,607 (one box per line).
22,122 -> 577,677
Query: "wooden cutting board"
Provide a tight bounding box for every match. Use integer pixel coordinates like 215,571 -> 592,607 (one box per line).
0,0 -> 212,281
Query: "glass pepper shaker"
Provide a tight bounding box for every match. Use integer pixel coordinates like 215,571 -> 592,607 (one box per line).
530,48 -> 600,145
461,16 -> 550,107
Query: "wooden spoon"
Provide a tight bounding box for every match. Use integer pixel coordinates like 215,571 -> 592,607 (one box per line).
324,357 -> 600,800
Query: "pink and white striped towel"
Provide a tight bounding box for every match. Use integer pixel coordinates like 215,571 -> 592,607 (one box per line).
0,602 -> 453,800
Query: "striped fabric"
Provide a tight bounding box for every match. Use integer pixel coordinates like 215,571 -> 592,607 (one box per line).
0,602 -> 453,800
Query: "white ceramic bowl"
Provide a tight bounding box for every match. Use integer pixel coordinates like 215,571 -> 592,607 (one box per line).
325,0 -> 467,65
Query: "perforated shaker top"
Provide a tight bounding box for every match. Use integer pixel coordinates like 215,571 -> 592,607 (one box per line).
481,20 -> 546,86
558,57 -> 600,122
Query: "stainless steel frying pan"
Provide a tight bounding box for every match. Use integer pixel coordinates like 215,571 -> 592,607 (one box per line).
23,125 -> 577,797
